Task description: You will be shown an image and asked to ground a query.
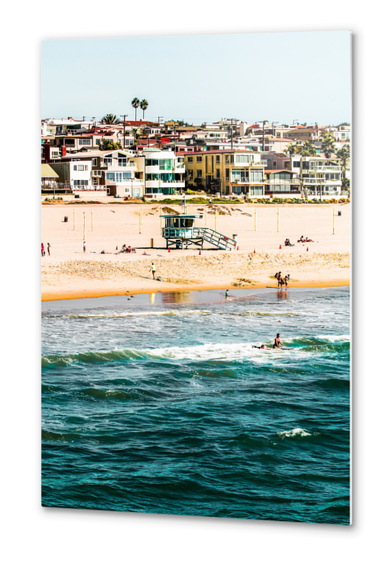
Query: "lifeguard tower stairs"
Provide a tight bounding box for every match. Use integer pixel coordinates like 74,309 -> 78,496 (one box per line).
161,213 -> 237,251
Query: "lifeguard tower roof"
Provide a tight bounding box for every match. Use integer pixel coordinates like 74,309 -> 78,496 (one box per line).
160,214 -> 202,219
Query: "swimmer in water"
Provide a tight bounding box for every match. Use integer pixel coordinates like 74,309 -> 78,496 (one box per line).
273,333 -> 283,348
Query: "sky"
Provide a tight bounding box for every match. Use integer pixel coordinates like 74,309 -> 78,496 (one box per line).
41,31 -> 351,126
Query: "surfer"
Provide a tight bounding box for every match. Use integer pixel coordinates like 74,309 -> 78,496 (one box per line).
273,333 -> 283,349
252,344 -> 269,350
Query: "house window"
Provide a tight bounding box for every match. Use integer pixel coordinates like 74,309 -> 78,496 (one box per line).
273,162 -> 277,168
216,168 -> 220,179
79,139 -> 91,145
225,155 -> 230,163
231,155 -> 234,164
196,156 -> 202,162
73,180 -> 88,186
92,158 -> 97,166
188,157 -> 193,163
77,165 -> 85,171
226,169 -> 230,180
235,154 -> 251,164
197,169 -> 202,178
216,155 -> 220,164
73,165 -> 77,171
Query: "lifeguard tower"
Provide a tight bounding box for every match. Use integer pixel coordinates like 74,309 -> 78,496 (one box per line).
161,202 -> 237,251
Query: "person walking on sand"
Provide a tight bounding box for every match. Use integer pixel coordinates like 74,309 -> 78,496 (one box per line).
273,333 -> 283,349
83,240 -> 86,253
150,262 -> 156,280
41,243 -> 45,257
47,242 -> 51,256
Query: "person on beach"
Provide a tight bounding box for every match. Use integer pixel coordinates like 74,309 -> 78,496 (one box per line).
150,263 -> 156,280
41,243 -> 45,257
47,242 -> 51,256
83,240 -> 86,253
273,333 -> 283,349
276,272 -> 282,288
225,289 -> 229,298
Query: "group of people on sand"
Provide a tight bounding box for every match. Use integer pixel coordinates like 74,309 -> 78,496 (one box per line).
41,242 -> 50,257
275,271 -> 290,288
297,235 -> 314,243
253,333 -> 284,350
120,244 -> 136,254
284,238 -> 294,247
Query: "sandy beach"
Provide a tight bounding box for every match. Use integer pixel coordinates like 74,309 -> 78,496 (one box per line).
41,202 -> 350,300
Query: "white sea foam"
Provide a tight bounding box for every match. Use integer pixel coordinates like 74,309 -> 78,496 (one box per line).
48,310 -> 213,319
277,428 -> 314,438
143,342 -> 278,362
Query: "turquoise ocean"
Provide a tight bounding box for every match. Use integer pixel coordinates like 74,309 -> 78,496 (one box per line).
41,287 -> 350,524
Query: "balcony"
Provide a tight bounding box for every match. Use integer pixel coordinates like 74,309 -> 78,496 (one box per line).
309,166 -> 341,172
267,179 -> 300,185
146,180 -> 185,188
102,160 -> 136,169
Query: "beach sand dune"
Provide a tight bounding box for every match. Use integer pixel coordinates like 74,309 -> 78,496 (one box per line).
41,203 -> 350,300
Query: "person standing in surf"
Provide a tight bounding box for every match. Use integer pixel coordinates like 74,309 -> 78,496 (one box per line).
150,263 -> 156,280
273,333 -> 283,348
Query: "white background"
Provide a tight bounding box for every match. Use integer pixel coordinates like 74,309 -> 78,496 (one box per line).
2,1 -> 386,560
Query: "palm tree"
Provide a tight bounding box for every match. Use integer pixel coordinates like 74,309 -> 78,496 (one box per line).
336,145 -> 350,192
300,141 -> 316,157
140,99 -> 149,121
131,98 -> 140,121
320,132 -> 336,158
101,114 -> 120,125
286,142 -> 299,158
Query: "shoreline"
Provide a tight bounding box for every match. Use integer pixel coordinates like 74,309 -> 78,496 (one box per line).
42,279 -> 350,302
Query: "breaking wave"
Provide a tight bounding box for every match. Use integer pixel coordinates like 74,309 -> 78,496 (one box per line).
42,336 -> 350,368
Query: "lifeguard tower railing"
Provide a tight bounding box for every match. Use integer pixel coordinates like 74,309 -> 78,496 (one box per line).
161,214 -> 237,250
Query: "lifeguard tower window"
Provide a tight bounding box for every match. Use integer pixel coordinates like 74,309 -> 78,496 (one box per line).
165,217 -> 195,228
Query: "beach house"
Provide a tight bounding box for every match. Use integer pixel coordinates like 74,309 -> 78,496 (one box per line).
184,149 -> 266,197
139,148 -> 185,198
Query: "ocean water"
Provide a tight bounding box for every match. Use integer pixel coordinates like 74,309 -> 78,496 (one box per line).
41,287 -> 350,524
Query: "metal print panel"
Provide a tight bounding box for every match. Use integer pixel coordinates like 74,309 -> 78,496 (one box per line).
41,30 -> 351,524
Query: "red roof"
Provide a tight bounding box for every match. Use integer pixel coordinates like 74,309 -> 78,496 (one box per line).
122,120 -> 153,126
